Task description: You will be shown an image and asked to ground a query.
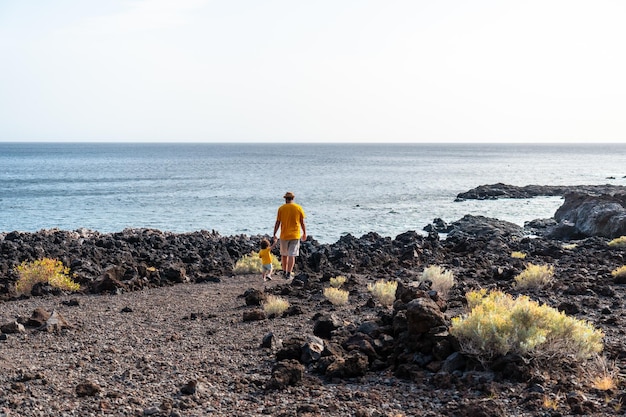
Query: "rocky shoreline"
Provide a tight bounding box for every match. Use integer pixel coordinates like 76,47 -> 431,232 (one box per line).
1,186 -> 626,416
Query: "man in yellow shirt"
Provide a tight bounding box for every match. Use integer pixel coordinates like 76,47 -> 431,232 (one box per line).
273,191 -> 307,279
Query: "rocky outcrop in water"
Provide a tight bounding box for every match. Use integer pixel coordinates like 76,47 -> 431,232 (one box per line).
456,183 -> 626,200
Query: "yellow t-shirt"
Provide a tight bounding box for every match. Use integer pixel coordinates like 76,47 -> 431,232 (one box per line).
259,247 -> 272,265
276,203 -> 306,240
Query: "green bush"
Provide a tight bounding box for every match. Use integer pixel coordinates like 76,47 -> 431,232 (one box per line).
15,258 -> 80,295
367,280 -> 398,307
233,251 -> 281,274
514,263 -> 554,290
323,287 -> 349,306
450,289 -> 603,362
419,265 -> 455,298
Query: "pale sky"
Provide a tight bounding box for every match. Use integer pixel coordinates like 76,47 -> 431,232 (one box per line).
1,0 -> 625,143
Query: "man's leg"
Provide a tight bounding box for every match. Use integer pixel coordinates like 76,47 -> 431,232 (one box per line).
281,255 -> 288,276
285,256 -> 295,274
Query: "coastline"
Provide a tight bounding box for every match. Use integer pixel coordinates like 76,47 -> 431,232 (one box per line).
1,186 -> 626,416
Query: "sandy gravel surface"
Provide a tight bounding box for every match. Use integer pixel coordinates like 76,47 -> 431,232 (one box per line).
0,276 -> 436,417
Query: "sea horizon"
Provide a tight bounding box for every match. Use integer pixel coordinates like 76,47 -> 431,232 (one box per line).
1,142 -> 625,243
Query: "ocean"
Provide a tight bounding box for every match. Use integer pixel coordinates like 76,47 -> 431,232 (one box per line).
1,143 -> 625,243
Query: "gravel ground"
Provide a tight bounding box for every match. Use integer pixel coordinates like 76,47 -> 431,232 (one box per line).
0,275 -> 446,417
2,271 -> 623,417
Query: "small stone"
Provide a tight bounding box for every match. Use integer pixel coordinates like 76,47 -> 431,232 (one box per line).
0,322 -> 25,334
261,332 -> 283,350
243,309 -> 266,322
143,406 -> 160,415
27,307 -> 51,327
11,382 -> 26,393
76,380 -> 101,397
180,380 -> 197,395
38,310 -> 71,332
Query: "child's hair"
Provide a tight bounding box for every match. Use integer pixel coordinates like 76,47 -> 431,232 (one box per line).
260,239 -> 270,249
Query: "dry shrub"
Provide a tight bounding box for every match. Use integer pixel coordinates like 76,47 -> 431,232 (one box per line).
263,295 -> 290,317
323,287 -> 349,306
233,251 -> 281,274
608,236 -> 626,248
562,243 -> 578,250
15,258 -> 80,295
419,265 -> 455,298
588,356 -> 619,391
511,251 -> 527,259
329,275 -> 347,288
367,280 -> 398,307
611,266 -> 626,280
514,263 -> 554,290
542,394 -> 560,411
450,289 -> 604,363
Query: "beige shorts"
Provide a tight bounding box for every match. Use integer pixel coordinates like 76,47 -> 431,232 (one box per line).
280,239 -> 301,256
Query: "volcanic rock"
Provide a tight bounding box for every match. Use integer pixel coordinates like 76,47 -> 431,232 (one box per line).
75,380 -> 101,397
267,359 -> 304,390
456,183 -> 626,200
551,192 -> 626,239
405,297 -> 447,334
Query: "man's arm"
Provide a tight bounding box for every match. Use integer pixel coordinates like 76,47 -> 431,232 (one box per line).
300,219 -> 307,241
273,220 -> 281,241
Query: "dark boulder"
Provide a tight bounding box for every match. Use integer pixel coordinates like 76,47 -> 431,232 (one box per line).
266,359 -> 304,390
92,267 -> 127,294
242,310 -> 266,322
325,351 -> 369,378
313,314 -> 342,339
405,297 -> 447,334
447,215 -> 524,239
423,218 -> 453,234
551,192 -> 626,239
242,288 -> 266,306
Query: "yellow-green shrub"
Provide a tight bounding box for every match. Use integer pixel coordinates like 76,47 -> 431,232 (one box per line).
367,280 -> 398,307
514,263 -> 554,290
419,265 -> 455,298
323,287 -> 349,306
511,251 -> 527,259
263,295 -> 290,317
611,266 -> 626,280
608,236 -> 626,248
15,258 -> 80,295
450,289 -> 603,362
329,275 -> 347,288
233,251 -> 281,274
